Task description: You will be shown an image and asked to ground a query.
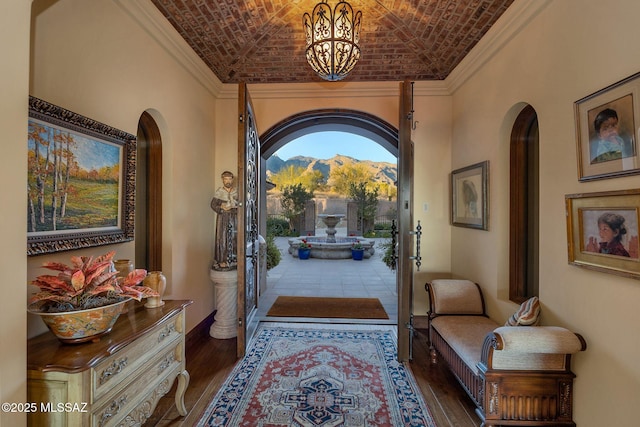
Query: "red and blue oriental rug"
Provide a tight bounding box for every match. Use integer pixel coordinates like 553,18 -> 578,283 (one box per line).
197,325 -> 436,426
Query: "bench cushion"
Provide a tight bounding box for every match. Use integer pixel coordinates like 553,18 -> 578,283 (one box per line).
430,279 -> 484,315
431,315 -> 497,374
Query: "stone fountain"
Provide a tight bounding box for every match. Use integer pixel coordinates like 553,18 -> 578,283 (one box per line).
288,213 -> 375,259
318,213 -> 345,243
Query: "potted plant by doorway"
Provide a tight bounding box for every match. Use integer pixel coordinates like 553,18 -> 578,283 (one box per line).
351,241 -> 365,261
28,250 -> 159,343
297,239 -> 312,260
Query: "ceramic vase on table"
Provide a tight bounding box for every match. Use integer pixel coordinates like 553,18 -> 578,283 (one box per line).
112,259 -> 134,313
113,259 -> 134,278
144,271 -> 166,308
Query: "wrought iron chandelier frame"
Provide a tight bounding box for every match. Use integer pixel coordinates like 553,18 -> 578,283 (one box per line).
303,0 -> 362,81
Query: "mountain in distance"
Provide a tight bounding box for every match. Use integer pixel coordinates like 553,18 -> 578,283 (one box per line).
266,154 -> 397,186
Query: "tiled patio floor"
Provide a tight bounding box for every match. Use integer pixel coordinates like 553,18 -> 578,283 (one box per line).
256,235 -> 398,324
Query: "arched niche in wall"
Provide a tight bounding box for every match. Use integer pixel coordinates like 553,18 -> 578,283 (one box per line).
509,104 -> 539,303
136,111 -> 163,271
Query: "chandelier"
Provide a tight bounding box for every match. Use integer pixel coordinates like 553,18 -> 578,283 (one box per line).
303,1 -> 362,81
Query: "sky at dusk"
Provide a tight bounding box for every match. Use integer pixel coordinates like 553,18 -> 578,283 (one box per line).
274,131 -> 397,163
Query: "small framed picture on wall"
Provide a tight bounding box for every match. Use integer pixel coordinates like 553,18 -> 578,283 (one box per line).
450,161 -> 489,230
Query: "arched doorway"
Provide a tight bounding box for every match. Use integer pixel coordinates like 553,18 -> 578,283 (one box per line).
260,109 -> 399,238
261,109 -> 399,157
257,109 -> 400,321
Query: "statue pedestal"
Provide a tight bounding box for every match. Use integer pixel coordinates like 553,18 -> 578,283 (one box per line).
209,269 -> 238,339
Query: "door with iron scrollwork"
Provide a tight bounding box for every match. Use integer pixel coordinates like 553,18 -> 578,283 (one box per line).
397,81 -> 417,362
237,83 -> 260,357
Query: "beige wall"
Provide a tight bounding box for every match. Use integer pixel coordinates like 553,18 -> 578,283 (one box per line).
28,0 -> 219,336
450,0 -> 640,425
410,87 -> 454,313
1,2 -> 31,426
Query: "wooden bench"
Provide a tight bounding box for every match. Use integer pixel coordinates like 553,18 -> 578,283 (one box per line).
425,279 -> 586,427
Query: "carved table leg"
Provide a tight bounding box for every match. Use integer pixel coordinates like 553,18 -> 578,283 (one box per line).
175,369 -> 190,416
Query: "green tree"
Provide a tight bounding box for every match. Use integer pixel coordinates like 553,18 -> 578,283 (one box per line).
376,182 -> 397,201
328,163 -> 373,195
271,165 -> 323,193
281,183 -> 314,232
301,169 -> 324,192
349,182 -> 379,235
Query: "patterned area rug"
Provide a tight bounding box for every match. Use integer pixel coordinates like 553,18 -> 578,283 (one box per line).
197,325 -> 436,426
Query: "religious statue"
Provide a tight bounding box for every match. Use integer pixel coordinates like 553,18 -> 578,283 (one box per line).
211,171 -> 238,270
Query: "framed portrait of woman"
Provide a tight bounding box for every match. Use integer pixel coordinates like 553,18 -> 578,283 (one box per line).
575,71 -> 640,181
566,189 -> 640,279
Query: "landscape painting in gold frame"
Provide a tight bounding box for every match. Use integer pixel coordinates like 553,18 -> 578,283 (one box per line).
27,96 -> 136,256
566,189 -> 640,279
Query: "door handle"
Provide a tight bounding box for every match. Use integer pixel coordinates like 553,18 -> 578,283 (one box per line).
409,220 -> 422,271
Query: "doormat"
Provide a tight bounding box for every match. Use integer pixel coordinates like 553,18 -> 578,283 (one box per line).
266,296 -> 389,319
196,325 -> 436,426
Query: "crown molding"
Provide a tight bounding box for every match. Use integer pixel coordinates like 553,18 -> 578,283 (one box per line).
445,0 -> 552,94
114,0 -> 223,97
216,80 -> 450,100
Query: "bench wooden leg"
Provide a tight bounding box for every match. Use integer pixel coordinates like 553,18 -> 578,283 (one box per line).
429,346 -> 438,364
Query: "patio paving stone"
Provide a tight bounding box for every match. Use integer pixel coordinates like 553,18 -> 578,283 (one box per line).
256,236 -> 398,323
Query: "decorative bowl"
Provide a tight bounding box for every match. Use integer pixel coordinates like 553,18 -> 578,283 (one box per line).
28,298 -> 130,344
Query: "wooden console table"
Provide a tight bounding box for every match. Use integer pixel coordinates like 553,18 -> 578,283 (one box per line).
27,300 -> 192,427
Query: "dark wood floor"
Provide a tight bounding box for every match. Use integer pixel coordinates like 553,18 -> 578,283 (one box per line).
147,325 -> 481,426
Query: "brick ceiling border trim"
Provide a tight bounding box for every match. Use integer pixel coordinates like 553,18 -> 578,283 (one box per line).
114,0 -> 223,97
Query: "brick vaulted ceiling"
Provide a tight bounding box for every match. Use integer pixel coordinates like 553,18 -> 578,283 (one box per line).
150,0 -> 514,84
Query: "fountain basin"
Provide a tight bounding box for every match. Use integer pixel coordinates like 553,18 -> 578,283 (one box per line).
288,236 -> 375,259
317,213 -> 345,227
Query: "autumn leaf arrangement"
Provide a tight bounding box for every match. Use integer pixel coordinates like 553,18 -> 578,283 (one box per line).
29,250 -> 158,313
